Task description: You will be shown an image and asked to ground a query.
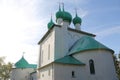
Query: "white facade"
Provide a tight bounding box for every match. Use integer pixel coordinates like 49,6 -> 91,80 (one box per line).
38,29 -> 55,67
54,63 -> 86,80
73,50 -> 117,80
11,68 -> 35,80
38,64 -> 53,80
38,6 -> 118,80
10,56 -> 37,80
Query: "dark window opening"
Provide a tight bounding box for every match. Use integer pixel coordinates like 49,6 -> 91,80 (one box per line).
72,71 -> 75,78
89,59 -> 95,74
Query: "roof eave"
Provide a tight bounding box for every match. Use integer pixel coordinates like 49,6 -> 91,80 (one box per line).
70,48 -> 114,55
54,62 -> 85,65
68,27 -> 96,37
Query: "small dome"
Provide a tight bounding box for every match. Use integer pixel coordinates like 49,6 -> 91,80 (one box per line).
47,18 -> 54,29
73,14 -> 82,25
56,6 -> 63,19
15,56 -> 29,68
63,11 -> 72,23
15,56 -> 37,68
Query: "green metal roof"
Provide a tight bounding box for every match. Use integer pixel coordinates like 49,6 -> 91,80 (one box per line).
29,64 -> 37,68
15,56 -> 37,68
69,36 -> 114,55
54,56 -> 85,65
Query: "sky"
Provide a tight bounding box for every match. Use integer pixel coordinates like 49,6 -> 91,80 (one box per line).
0,0 -> 120,64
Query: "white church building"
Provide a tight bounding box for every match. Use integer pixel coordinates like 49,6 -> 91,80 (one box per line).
10,55 -> 37,80
37,5 -> 118,80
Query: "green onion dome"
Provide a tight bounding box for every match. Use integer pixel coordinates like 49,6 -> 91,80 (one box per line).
56,4 -> 72,23
63,11 -> 72,23
47,18 -> 54,29
73,13 -> 82,25
56,6 -> 63,19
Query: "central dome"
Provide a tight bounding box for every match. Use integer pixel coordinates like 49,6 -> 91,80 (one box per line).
56,7 -> 63,19
63,11 -> 72,23
56,5 -> 72,23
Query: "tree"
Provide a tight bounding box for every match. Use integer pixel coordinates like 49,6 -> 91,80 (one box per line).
113,53 -> 120,79
0,57 -> 13,80
0,57 -> 5,65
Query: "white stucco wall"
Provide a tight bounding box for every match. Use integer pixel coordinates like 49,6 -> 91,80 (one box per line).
67,30 -> 90,51
73,50 -> 118,80
38,24 -> 118,80
38,64 -> 54,80
54,63 -> 86,80
54,25 -> 94,60
54,22 -> 71,59
39,25 -> 95,67
54,25 -> 69,60
39,29 -> 55,67
10,68 -> 35,80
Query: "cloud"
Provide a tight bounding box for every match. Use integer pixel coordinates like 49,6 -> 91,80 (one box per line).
0,0 -> 45,63
0,0 -> 89,64
95,26 -> 120,38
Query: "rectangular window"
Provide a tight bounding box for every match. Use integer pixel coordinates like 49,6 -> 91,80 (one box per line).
39,72 -> 41,79
42,74 -> 44,77
48,44 -> 50,60
41,50 -> 43,63
48,70 -> 50,76
39,47 -> 41,67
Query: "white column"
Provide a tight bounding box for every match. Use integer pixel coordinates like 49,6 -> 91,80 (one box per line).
75,23 -> 81,30
57,18 -> 63,25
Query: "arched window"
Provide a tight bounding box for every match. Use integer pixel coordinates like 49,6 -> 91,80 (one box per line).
89,59 -> 95,74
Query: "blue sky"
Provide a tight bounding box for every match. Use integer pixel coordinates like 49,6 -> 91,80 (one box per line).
0,0 -> 120,63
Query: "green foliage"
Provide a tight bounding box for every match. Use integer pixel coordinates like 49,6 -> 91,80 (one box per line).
113,54 -> 120,79
0,57 -> 5,65
0,57 -> 13,80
